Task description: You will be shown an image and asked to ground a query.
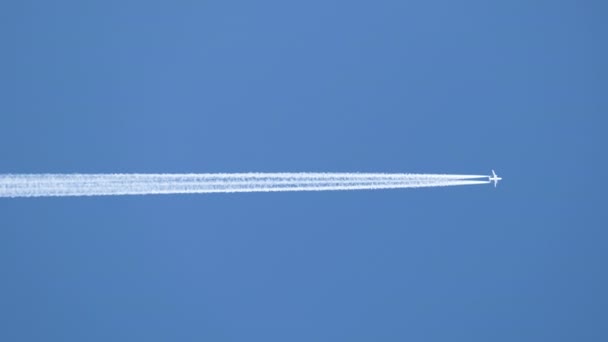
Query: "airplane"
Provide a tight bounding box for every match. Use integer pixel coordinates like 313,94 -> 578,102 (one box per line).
489,170 -> 502,187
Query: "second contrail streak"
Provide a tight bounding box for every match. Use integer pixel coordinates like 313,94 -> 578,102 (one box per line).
0,173 -> 490,198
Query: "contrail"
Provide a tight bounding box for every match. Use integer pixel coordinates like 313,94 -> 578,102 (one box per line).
0,173 -> 490,198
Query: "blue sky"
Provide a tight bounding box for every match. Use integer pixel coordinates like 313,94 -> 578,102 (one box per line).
1,1 -> 606,340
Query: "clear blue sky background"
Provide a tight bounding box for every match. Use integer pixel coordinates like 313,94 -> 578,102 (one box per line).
1,1 -> 606,340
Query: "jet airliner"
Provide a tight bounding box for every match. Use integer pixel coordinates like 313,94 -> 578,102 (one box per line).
489,170 -> 502,187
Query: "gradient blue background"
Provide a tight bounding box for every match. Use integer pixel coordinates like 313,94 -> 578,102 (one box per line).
1,1 -> 606,340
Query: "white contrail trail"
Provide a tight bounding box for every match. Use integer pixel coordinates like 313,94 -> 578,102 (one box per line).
0,173 -> 490,198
